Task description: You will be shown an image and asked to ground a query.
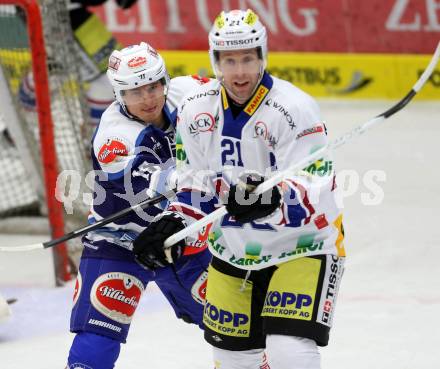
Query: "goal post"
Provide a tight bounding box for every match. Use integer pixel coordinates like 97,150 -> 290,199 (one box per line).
0,0 -> 91,285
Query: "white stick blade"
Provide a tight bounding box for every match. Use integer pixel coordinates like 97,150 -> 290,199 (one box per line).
0,243 -> 44,252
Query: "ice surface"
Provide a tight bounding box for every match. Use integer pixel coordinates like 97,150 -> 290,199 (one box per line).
0,100 -> 439,369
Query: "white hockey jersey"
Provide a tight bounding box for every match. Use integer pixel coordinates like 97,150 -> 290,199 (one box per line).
170,72 -> 345,270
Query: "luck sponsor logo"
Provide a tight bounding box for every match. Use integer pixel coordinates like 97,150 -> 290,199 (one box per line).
254,121 -> 278,148
188,112 -> 217,136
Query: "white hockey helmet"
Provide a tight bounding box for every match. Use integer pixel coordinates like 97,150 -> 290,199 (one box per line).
208,9 -> 267,79
106,42 -> 170,108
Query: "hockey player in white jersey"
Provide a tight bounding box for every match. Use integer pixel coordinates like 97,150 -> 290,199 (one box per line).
66,42 -> 211,369
133,9 -> 346,369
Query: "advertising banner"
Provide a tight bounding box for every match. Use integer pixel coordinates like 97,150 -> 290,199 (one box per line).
93,0 -> 440,53
160,50 -> 439,99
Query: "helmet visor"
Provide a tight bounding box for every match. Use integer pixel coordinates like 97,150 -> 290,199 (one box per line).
121,80 -> 165,105
215,49 -> 262,76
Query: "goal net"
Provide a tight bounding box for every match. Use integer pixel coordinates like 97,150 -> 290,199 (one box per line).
0,0 -> 92,285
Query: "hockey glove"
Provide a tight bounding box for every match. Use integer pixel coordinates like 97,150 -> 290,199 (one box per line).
133,211 -> 186,269
226,172 -> 282,223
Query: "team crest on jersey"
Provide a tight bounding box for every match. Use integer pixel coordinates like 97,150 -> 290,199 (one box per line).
188,112 -> 218,136
72,271 -> 82,306
98,138 -> 129,164
127,56 -> 147,69
191,271 -> 208,304
90,272 -> 144,324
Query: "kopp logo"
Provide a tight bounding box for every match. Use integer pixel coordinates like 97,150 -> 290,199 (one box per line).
204,302 -> 249,327
265,291 -> 312,309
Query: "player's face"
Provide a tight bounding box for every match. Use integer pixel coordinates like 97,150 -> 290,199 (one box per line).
217,49 -> 262,104
123,81 -> 166,126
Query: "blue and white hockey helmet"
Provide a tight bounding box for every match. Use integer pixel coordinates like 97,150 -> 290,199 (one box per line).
208,9 -> 267,78
106,42 -> 170,107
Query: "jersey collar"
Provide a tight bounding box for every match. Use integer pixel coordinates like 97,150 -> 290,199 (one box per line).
221,72 -> 273,139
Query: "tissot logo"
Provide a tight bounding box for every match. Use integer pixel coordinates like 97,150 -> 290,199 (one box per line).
215,39 -> 254,47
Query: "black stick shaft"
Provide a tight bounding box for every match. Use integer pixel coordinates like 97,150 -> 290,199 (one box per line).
43,190 -> 175,249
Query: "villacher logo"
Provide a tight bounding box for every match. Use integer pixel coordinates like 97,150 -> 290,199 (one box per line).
90,272 -> 144,324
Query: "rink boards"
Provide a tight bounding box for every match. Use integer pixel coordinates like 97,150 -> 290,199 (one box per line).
161,50 -> 440,100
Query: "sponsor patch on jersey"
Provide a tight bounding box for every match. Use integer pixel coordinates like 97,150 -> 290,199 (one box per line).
72,271 -> 82,307
203,266 -> 251,337
264,98 -> 295,128
317,255 -> 344,327
191,270 -> 208,304
262,257 -> 320,321
127,56 -> 147,69
244,85 -> 269,115
296,123 -> 326,139
253,121 -> 278,148
90,272 -> 144,324
188,112 -> 217,136
97,138 -> 128,164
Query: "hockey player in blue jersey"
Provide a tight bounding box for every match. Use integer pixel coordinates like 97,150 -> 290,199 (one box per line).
66,42 -> 211,369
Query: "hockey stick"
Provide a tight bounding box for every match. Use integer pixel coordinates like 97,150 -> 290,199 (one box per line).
163,41 -> 440,262
0,189 -> 175,252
